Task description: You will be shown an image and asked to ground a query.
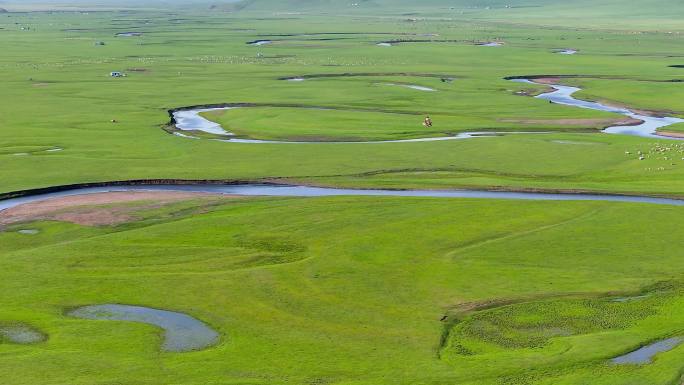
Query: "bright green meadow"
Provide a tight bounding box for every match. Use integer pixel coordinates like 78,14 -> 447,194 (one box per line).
1,1 -> 684,384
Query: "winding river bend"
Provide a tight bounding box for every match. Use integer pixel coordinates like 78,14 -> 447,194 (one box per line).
169,78 -> 684,143
512,79 -> 684,139
1,184 -> 683,212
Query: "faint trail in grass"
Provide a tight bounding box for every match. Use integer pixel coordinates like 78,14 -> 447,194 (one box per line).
445,207 -> 603,259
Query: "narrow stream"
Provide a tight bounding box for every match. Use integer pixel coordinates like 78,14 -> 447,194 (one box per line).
1,184 -> 683,213
513,79 -> 684,138
611,337 -> 683,364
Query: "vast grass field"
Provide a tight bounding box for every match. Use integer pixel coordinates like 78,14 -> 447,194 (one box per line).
1,1 -> 684,384
1,2 -> 683,195
2,195 -> 684,385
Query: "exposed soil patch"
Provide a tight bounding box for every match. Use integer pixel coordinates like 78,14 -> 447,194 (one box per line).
657,130 -> 684,138
531,77 -> 565,85
500,117 -> 643,128
0,191 -> 226,226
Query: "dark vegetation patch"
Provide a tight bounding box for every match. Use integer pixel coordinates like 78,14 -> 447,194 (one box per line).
258,32 -> 437,37
233,234 -> 308,268
247,37 -> 353,45
278,72 -> 456,81
440,281 -> 678,358
256,55 -> 296,59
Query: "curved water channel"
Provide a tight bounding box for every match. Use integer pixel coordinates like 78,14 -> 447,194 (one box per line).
169,78 -> 684,143
611,337 -> 683,364
68,304 -> 219,352
1,184 -> 683,212
512,79 -> 684,139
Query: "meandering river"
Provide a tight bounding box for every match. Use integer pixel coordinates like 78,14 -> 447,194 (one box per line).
1,184 -> 683,212
170,78 -> 684,143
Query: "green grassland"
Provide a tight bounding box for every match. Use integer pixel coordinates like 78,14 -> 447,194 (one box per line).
1,1 -> 684,384
1,196 -> 684,385
0,9 -> 683,195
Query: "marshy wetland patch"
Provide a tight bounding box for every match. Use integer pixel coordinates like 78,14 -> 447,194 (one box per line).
0,324 -> 45,345
68,304 -> 219,352
17,229 -> 39,235
441,282 -> 684,367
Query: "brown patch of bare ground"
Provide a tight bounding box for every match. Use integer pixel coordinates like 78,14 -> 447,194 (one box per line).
657,130 -> 684,138
532,77 -> 563,85
0,191 -> 229,226
500,117 -> 643,127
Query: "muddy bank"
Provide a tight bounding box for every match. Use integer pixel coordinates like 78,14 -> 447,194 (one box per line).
0,191 -> 222,226
656,130 -> 684,139
501,117 -> 642,129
